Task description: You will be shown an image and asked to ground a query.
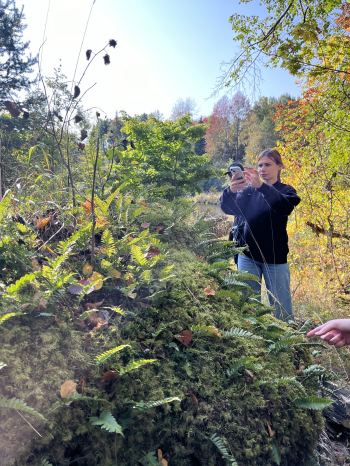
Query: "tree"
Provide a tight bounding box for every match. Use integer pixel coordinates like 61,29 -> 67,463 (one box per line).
206,92 -> 250,164
0,0 -> 36,101
170,97 -> 198,121
121,114 -> 212,199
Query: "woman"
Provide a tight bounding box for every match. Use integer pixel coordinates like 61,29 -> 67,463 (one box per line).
220,149 -> 300,321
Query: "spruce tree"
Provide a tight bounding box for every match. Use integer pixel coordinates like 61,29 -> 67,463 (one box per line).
0,0 -> 36,102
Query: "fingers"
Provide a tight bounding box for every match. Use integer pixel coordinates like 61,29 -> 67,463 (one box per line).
307,322 -> 334,338
334,339 -> 346,348
320,330 -> 342,343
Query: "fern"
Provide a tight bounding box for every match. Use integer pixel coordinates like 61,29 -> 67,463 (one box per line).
254,377 -> 307,395
6,272 -> 40,295
0,312 -> 20,324
141,451 -> 160,466
119,359 -> 157,375
227,356 -> 262,378
209,434 -> 238,465
302,364 -> 326,378
132,396 -> 181,412
95,344 -> 130,365
131,244 -> 147,267
271,439 -> 281,465
294,396 -> 333,410
0,396 -> 45,420
268,334 -> 306,354
40,459 -> 53,466
101,229 -> 116,258
221,327 -> 262,340
190,324 -> 221,338
89,410 -> 124,435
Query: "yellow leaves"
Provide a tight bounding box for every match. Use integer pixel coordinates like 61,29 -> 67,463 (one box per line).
131,161 -> 139,165
90,272 -> 103,290
110,269 -> 121,278
61,380 -> 78,401
83,264 -> 93,277
96,216 -> 109,227
31,258 -> 41,271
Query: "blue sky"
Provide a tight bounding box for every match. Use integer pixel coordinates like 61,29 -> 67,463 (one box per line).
20,0 -> 300,119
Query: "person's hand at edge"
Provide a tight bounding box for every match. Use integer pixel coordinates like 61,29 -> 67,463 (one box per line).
243,167 -> 263,189
307,319 -> 350,348
229,172 -> 249,194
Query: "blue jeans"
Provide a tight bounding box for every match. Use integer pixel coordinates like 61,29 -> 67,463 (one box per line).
237,254 -> 294,322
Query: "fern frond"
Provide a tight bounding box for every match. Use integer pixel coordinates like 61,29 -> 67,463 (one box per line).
89,410 -> 124,435
95,345 -> 130,365
268,334 -> 305,354
40,459 -> 53,466
120,359 -> 157,375
227,356 -> 262,378
191,324 -> 221,338
101,230 -> 116,258
0,312 -> 20,324
294,396 -> 333,410
298,319 -> 312,334
302,364 -> 326,378
221,328 -> 262,340
0,396 -> 45,419
271,439 -> 281,465
141,451 -> 159,466
132,396 -> 181,412
132,206 -> 147,218
131,244 -> 147,267
210,434 -> 238,465
6,272 -> 40,295
254,377 -> 307,395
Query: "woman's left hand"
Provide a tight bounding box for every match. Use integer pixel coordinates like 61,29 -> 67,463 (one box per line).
243,167 -> 263,189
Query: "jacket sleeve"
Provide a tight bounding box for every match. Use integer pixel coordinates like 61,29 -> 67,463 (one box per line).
220,187 -> 252,217
255,183 -> 300,216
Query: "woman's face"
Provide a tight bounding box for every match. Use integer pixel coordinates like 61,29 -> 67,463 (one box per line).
258,156 -> 281,184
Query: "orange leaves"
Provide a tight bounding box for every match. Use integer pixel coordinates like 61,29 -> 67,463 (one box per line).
61,380 -> 78,400
96,216 -> 109,227
203,287 -> 215,296
81,198 -> 96,215
36,217 -> 50,229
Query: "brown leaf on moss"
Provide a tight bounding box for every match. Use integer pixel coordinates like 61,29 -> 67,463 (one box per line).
84,300 -> 104,310
208,280 -> 217,291
81,376 -> 87,395
175,330 -> 194,348
185,392 -> 199,408
155,349 -> 169,362
245,369 -> 254,378
267,421 -> 275,437
203,287 -> 215,296
55,316 -> 62,326
61,380 -> 78,399
103,370 -> 119,381
138,202 -> 147,206
145,248 -> 161,259
141,222 -> 150,229
156,226 -> 167,234
158,450 -> 168,466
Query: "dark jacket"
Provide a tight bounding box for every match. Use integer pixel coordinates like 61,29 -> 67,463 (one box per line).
220,181 -> 300,264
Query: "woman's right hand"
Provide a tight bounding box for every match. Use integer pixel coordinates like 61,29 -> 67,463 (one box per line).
229,172 -> 249,193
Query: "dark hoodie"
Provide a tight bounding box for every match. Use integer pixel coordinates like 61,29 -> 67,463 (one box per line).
220,181 -> 300,264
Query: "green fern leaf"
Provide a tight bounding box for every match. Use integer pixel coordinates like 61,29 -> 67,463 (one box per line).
294,396 -> 333,409
221,328 -> 262,339
271,439 -> 281,465
268,334 -> 305,354
40,459 -> 53,466
101,230 -> 116,257
132,396 -> 181,412
190,324 -> 221,338
131,244 -> 147,266
0,312 -> 20,324
6,272 -> 40,295
0,396 -> 45,419
227,356 -> 262,378
141,451 -> 160,466
210,434 -> 238,465
95,344 -> 130,365
120,359 -> 157,375
89,410 -> 124,436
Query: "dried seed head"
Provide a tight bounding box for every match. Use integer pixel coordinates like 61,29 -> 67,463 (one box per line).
73,85 -> 81,99
81,129 -> 88,141
96,111 -> 100,118
22,111 -> 30,119
109,39 -> 117,48
130,141 -> 135,149
86,49 -> 92,60
78,143 -> 85,151
74,115 -> 83,124
4,101 -> 20,117
103,54 -> 110,65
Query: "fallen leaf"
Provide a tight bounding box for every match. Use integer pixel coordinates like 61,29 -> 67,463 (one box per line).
19,303 -> 32,310
158,450 -> 168,466
127,276 -> 132,286
33,292 -> 42,303
31,259 -> 41,271
203,287 -> 216,296
138,202 -> 147,206
208,281 -> 217,291
92,321 -> 108,332
55,316 -> 62,326
245,369 -> 254,378
111,270 -> 121,278
140,342 -> 150,354
82,264 -> 93,277
128,292 -> 137,299
185,392 -> 199,408
85,311 -> 99,328
35,335 -> 41,349
103,370 -> 119,381
36,217 -> 50,229
81,198 -> 93,215
68,281 -> 95,295
61,380 -> 78,399
89,272 -> 103,290
141,222 -> 150,228
175,330 -> 194,348
84,300 -> 105,310
155,349 -> 169,362
267,421 -> 275,437
156,226 -> 167,234
139,302 -> 152,308
131,160 -> 139,165
96,216 -> 109,227
145,248 -> 161,259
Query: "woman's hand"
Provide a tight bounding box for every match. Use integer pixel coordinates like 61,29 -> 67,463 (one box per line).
243,167 -> 263,189
229,172 -> 249,194
307,319 -> 350,348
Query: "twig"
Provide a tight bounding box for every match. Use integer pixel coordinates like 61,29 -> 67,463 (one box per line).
15,409 -> 42,437
90,138 -> 100,265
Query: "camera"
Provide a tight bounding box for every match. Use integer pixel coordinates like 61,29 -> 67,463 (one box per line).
227,162 -> 244,180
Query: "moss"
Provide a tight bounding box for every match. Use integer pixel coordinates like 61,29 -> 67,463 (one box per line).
0,248 -> 324,466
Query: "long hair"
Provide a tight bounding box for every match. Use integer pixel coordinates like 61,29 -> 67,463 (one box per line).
257,149 -> 283,182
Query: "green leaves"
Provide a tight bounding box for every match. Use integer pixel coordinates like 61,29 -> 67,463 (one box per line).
0,396 -> 46,420
119,359 -> 157,376
227,356 -> 262,378
209,434 -> 238,465
294,396 -> 333,410
131,396 -> 181,412
95,345 -> 130,365
89,410 -> 124,436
